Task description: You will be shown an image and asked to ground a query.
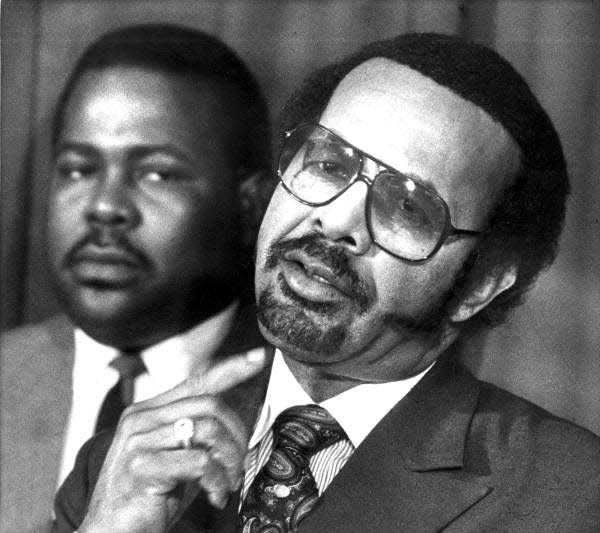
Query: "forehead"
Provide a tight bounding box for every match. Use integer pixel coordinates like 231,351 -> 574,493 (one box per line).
60,66 -> 231,155
320,58 -> 520,227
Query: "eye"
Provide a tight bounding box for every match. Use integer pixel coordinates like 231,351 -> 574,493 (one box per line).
301,139 -> 355,184
318,160 -> 345,175
54,161 -> 96,181
303,152 -> 350,182
139,169 -> 176,182
399,198 -> 425,218
135,166 -> 187,183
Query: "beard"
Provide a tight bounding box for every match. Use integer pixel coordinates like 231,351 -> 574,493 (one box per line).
256,233 -> 464,357
258,278 -> 347,356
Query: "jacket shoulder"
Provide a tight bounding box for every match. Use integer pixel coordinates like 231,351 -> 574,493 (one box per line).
1,315 -> 74,388
475,379 -> 600,477
2,315 -> 73,352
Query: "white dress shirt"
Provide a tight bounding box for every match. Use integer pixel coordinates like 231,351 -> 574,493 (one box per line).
57,302 -> 238,488
242,349 -> 434,500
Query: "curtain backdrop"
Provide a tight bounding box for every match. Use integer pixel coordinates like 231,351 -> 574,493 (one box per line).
2,0 -> 599,434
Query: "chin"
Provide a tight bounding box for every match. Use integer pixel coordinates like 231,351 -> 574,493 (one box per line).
59,282 -> 135,324
256,289 -> 349,359
73,303 -> 162,348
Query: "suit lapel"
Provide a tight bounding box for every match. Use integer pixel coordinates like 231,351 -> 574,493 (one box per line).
301,355 -> 492,533
40,315 -> 76,470
1,315 -> 74,533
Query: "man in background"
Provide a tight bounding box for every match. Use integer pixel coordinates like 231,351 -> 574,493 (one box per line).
55,33 -> 600,532
1,24 -> 271,533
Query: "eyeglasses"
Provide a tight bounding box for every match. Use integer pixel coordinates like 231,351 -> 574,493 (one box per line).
277,123 -> 482,262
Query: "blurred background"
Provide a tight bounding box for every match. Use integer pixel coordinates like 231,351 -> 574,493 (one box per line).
2,0 -> 599,434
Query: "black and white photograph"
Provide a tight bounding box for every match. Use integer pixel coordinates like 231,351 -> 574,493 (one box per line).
2,1 -> 600,531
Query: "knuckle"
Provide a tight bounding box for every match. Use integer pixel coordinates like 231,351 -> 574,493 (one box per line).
184,374 -> 206,393
127,452 -> 148,476
189,449 -> 210,475
199,449 -> 212,468
194,415 -> 220,437
197,394 -> 220,412
122,431 -> 143,454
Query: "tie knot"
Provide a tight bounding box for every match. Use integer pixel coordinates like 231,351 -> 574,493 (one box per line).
273,404 -> 345,456
110,351 -> 146,379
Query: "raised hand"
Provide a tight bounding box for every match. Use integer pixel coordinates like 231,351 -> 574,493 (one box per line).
78,349 -> 266,533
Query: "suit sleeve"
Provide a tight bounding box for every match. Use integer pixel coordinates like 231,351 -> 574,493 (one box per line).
52,431 -> 115,533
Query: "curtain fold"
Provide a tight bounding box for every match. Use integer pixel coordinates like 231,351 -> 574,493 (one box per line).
2,0 -> 599,433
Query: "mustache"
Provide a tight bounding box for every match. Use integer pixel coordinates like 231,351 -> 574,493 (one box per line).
265,233 -> 372,310
64,227 -> 151,269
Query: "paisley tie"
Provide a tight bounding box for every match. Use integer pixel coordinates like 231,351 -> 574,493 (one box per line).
240,404 -> 346,533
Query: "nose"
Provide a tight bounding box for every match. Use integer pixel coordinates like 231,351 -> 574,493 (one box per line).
85,167 -> 140,231
309,181 -> 371,255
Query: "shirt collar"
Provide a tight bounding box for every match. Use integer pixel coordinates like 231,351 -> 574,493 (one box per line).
73,329 -> 118,374
74,300 -> 239,388
249,349 -> 434,449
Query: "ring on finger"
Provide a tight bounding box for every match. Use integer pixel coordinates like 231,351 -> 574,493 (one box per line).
173,417 -> 195,450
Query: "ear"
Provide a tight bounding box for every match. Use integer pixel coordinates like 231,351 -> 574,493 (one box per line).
237,169 -> 276,249
450,264 -> 517,323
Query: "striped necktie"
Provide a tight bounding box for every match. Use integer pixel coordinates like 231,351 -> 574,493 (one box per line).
240,404 -> 345,532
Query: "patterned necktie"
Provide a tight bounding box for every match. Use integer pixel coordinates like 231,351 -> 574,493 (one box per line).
95,351 -> 146,433
240,404 -> 346,533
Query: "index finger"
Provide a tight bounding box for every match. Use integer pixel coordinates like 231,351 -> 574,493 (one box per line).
136,348 -> 266,410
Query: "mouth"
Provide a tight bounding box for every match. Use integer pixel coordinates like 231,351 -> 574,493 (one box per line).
278,249 -> 353,302
67,245 -> 147,287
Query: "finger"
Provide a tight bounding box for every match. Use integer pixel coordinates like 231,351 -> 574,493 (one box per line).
130,449 -> 234,497
197,455 -> 232,510
135,348 -> 265,410
120,395 -> 249,452
130,416 -> 246,487
200,347 -> 266,395
192,417 -> 246,487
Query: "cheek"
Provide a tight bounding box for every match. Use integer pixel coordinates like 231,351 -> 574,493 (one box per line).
257,187 -> 308,261
143,208 -> 208,255
368,252 -> 463,315
369,259 -> 419,313
47,189 -> 86,256
140,193 -> 235,269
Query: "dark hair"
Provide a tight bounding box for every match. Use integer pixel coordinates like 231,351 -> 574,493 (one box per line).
53,23 -> 270,175
279,32 -> 569,330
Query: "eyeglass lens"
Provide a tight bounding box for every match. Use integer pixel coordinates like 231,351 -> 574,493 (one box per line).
369,172 -> 447,259
278,124 -> 449,260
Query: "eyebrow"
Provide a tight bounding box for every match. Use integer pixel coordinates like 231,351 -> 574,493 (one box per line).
324,126 -> 441,196
127,145 -> 195,165
393,168 -> 439,197
54,142 -> 98,158
54,142 -> 195,165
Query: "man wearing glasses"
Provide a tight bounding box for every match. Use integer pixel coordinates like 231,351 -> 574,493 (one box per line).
54,33 -> 600,533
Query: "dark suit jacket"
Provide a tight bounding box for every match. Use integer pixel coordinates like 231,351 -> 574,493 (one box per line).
53,353 -> 600,532
1,304 -> 263,533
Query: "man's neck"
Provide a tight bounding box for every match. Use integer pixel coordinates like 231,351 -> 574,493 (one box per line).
279,328 -> 458,402
280,356 -> 360,402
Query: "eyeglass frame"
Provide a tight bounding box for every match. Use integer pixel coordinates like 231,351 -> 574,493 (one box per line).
277,122 -> 483,263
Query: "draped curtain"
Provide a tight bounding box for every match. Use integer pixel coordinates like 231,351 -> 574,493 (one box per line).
2,0 -> 599,433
